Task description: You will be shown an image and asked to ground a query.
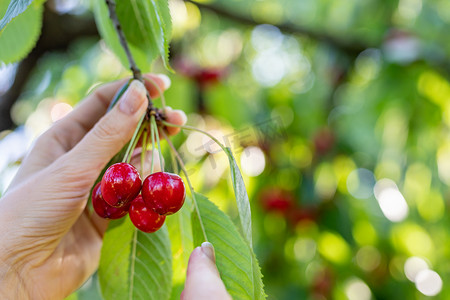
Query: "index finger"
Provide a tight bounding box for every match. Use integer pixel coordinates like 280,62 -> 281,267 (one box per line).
50,73 -> 170,151
10,74 -> 169,187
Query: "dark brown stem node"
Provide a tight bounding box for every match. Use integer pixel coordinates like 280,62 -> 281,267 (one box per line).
146,106 -> 166,123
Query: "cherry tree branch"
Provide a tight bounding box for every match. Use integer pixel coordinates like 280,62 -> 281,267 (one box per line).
105,0 -> 142,81
105,0 -> 157,113
183,0 -> 372,56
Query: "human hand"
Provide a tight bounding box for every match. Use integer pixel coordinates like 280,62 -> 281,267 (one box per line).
0,74 -> 186,299
182,242 -> 231,300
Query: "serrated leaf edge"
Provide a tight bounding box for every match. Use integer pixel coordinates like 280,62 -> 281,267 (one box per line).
0,3 -> 43,64
193,193 -> 266,299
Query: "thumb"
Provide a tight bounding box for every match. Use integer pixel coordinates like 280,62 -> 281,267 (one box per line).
182,242 -> 231,300
0,80 -> 148,247
64,80 -> 147,180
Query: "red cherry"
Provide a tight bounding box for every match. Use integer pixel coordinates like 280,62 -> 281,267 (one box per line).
129,195 -> 166,233
195,68 -> 221,83
101,162 -> 142,207
142,172 -> 186,216
260,188 -> 294,214
194,68 -> 226,89
92,183 -> 129,219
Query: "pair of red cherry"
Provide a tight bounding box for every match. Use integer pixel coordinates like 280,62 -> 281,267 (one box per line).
92,162 -> 186,233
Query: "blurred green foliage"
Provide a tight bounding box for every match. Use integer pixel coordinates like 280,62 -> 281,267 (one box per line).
1,0 -> 450,299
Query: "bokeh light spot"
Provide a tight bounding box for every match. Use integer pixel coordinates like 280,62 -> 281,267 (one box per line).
51,102 -> 73,122
415,270 -> 443,296
356,246 -> 381,272
240,146 -> 265,177
404,256 -> 429,282
346,168 -> 375,199
374,178 -> 409,222
290,143 -> 312,168
251,24 -> 283,52
392,223 -> 434,257
0,63 -> 17,94
318,232 -> 351,264
353,220 -> 378,245
314,163 -> 337,200
345,278 -> 372,300
186,132 -> 206,157
294,237 -> 317,262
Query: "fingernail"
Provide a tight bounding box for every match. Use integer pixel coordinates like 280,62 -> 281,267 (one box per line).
174,109 -> 187,125
119,80 -> 146,115
201,242 -> 215,262
156,74 -> 171,89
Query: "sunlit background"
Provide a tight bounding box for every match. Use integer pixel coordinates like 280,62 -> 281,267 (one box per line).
1,0 -> 450,299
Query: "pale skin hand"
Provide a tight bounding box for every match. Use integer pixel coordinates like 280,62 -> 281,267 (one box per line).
0,74 -> 190,299
182,242 -> 232,300
0,73 -> 230,300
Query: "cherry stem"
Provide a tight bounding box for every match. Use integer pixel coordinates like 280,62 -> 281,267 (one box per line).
140,127 -> 148,175
161,129 -> 209,242
160,120 -> 227,153
123,114 -> 146,163
144,77 -> 167,112
169,142 -> 179,173
151,116 -> 165,172
150,120 -> 156,174
126,126 -> 144,164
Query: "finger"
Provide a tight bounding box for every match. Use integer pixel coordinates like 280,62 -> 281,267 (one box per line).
7,79 -> 126,190
60,80 -> 148,187
135,108 -> 186,148
143,74 -> 171,99
0,81 -> 148,238
46,73 -> 170,152
89,209 -> 110,238
9,74 -> 170,188
182,242 -> 231,300
164,106 -> 187,136
51,80 -> 128,151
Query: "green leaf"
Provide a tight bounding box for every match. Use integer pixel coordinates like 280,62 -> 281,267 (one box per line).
0,1 -> 43,64
251,250 -> 266,300
0,0 -> 40,29
224,147 -> 253,247
92,0 -> 172,72
99,218 -> 172,300
166,197 -> 193,300
191,193 -> 265,300
64,293 -> 78,300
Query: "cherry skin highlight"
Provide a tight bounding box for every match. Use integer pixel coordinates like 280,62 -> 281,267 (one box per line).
92,183 -> 130,219
101,162 -> 142,207
129,195 -> 166,233
142,172 -> 186,216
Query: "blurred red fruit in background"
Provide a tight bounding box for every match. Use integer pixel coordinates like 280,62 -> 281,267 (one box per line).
260,188 -> 295,214
173,58 -> 227,89
312,268 -> 334,298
